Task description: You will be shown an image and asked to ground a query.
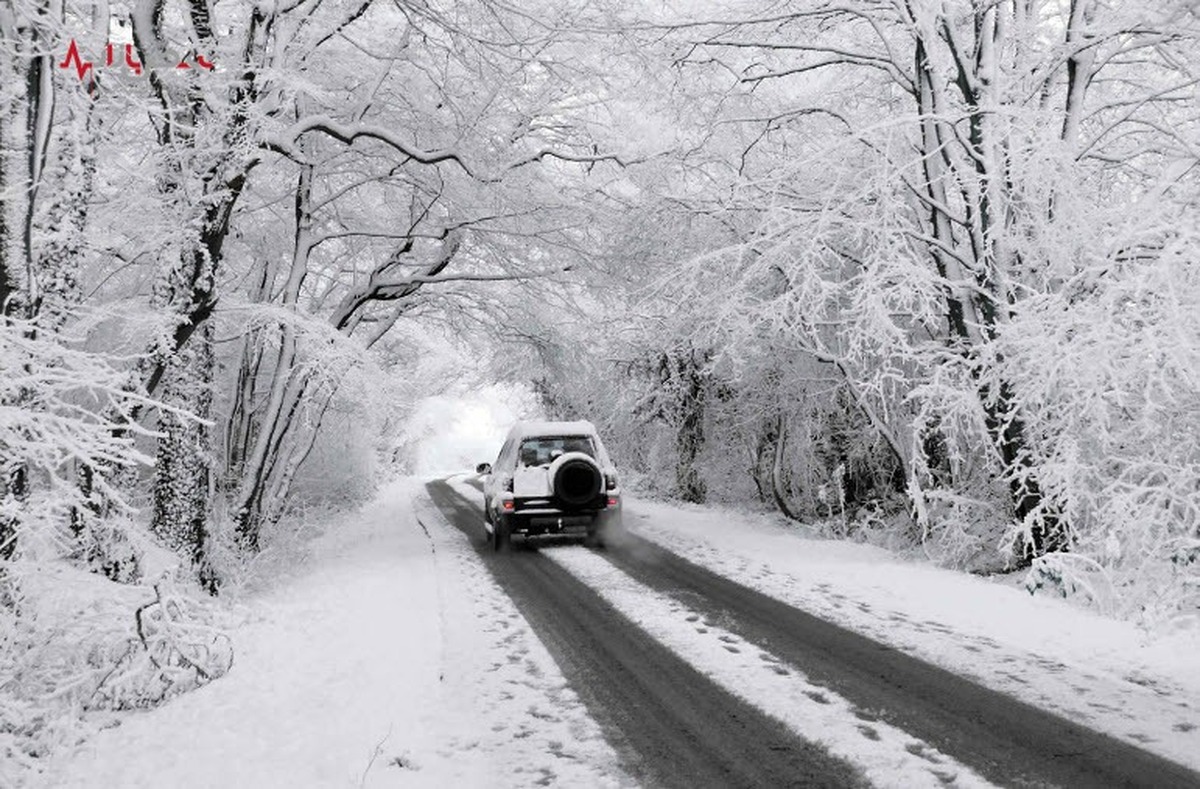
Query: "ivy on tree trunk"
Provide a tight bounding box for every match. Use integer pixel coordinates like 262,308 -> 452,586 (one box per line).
151,320 -> 219,593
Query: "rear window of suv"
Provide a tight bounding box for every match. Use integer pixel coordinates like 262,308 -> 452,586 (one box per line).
517,435 -> 597,467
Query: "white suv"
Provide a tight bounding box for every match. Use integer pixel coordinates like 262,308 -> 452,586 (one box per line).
477,420 -> 622,550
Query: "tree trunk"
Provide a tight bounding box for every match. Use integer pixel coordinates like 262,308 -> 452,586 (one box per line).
770,416 -> 803,521
985,381 -> 1067,560
0,2 -> 55,559
151,320 -> 219,592
261,382 -> 337,528
224,252 -> 280,484
673,351 -> 707,503
916,13 -> 1066,561
34,74 -> 93,327
913,32 -> 976,344
749,418 -> 776,504
0,30 -> 25,561
232,364 -> 311,551
0,463 -> 25,561
70,0 -> 257,579
229,161 -> 315,551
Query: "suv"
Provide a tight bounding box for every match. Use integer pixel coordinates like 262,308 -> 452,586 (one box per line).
477,420 -> 622,551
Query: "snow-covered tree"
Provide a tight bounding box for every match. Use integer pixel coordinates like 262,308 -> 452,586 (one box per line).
582,0 -> 1200,606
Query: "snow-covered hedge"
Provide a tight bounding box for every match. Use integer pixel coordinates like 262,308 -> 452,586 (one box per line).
0,563 -> 232,786
999,222 -> 1200,623
1,320 -> 233,785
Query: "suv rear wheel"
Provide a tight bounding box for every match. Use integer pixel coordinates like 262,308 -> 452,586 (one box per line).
492,516 -> 511,552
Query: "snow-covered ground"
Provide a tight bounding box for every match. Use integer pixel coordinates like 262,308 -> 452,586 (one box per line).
619,496 -> 1200,771
36,476 -> 1200,787
36,478 -> 625,788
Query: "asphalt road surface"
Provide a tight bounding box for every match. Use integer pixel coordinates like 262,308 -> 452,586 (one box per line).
426,479 -> 1200,789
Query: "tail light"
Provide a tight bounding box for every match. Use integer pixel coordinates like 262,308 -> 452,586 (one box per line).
502,499 -> 515,511
607,496 -> 619,508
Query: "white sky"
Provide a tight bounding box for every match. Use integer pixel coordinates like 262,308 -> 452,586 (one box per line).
400,383 -> 543,475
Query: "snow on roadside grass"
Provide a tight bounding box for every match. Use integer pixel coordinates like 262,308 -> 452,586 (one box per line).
624,497 -> 1200,771
38,478 -> 626,788
37,478 -> 444,788
2,540 -> 235,788
543,546 -> 997,789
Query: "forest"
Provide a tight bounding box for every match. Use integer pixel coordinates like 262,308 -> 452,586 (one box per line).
2,0 -> 1198,778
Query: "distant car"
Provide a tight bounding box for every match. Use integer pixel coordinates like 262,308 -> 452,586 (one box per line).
476,420 -> 622,551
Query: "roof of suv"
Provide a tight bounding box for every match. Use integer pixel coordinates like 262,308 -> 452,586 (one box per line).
506,420 -> 599,441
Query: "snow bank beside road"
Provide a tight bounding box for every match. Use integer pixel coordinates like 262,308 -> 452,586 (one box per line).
39,479 -> 443,788
625,497 -> 1200,771
39,478 -> 624,788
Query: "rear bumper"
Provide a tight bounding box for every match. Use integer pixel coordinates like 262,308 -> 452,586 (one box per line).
500,505 -> 621,539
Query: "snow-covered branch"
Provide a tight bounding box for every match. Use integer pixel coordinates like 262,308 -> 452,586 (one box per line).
262,117 -> 477,175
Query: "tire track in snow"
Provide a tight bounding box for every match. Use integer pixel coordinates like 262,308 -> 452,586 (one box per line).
543,546 -> 995,789
413,489 -> 626,787
628,509 -> 1200,770
444,475 -> 1200,788
597,531 -> 1200,789
426,479 -> 870,789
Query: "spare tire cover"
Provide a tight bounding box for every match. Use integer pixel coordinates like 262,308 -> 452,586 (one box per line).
549,452 -> 602,507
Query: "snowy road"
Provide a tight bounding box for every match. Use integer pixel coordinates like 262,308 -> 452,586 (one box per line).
427,478 -> 1200,789
426,479 -> 867,788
